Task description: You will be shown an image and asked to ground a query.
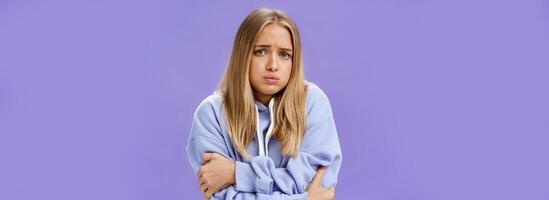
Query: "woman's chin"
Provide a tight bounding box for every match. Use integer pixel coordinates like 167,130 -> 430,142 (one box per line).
257,85 -> 283,96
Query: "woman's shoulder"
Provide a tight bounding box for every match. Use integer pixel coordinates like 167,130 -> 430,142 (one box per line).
304,81 -> 334,125
196,92 -> 223,110
190,92 -> 225,139
192,92 -> 224,125
305,81 -> 329,102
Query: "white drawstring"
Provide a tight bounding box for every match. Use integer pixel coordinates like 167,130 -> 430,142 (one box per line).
255,98 -> 275,157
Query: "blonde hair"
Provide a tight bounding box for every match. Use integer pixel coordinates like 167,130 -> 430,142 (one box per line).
219,8 -> 307,158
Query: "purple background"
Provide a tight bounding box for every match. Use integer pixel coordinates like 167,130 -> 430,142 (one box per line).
1,0 -> 548,199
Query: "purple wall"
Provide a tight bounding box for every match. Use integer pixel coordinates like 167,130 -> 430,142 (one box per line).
1,0 -> 548,199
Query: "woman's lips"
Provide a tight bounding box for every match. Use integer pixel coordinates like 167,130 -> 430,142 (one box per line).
263,75 -> 279,84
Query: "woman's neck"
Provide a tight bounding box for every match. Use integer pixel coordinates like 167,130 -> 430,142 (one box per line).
254,93 -> 272,106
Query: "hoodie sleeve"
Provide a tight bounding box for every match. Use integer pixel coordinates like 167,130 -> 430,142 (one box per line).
234,85 -> 343,195
186,96 -> 230,174
186,96 -> 310,200
208,186 -> 308,200
187,134 -> 310,200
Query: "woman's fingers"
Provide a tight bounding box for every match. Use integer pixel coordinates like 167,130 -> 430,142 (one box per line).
202,153 -> 214,165
307,169 -> 335,200
312,166 -> 327,185
198,152 -> 230,199
202,152 -> 224,165
199,176 -> 207,186
200,180 -> 208,193
329,187 -> 336,200
204,189 -> 214,200
198,168 -> 203,179
307,166 -> 327,191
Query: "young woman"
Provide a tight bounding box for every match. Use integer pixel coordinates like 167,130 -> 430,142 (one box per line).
186,8 -> 342,200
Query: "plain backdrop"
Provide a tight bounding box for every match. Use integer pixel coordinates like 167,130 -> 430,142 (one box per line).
1,0 -> 548,199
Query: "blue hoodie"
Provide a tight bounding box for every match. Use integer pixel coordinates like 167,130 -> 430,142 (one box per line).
186,81 -> 342,200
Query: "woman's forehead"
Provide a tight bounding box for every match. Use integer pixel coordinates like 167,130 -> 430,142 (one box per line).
255,24 -> 293,49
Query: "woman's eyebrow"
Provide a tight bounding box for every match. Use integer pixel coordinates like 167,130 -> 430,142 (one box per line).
280,48 -> 293,52
254,44 -> 293,52
254,44 -> 271,48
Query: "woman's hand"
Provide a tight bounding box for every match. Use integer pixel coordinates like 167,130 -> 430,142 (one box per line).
306,166 -> 335,200
198,153 -> 236,200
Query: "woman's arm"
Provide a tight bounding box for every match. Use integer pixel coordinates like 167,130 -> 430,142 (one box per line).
206,169 -> 334,200
186,114 -> 337,199
199,153 -> 335,200
187,133 -> 317,200
200,116 -> 342,195
208,186 -> 308,200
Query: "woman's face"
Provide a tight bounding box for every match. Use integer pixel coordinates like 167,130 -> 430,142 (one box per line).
249,23 -> 293,104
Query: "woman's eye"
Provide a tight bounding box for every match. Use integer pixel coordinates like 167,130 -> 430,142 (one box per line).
254,49 -> 268,56
279,52 -> 292,60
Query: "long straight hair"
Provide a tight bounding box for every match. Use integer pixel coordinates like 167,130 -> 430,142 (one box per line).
219,8 -> 307,158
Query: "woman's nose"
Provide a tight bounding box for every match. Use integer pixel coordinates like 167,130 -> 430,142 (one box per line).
266,54 -> 279,72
